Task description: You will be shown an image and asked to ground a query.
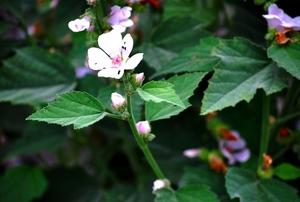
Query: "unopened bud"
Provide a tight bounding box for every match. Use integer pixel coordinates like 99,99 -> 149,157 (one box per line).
111,92 -> 126,111
136,120 -> 151,135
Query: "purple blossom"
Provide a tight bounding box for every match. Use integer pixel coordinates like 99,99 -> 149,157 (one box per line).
263,4 -> 300,31
219,130 -> 250,165
183,149 -> 200,158
107,6 -> 134,33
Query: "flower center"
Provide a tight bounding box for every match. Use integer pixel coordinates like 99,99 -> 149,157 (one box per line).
111,55 -> 122,66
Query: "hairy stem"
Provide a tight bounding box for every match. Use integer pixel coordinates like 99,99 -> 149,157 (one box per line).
126,94 -> 165,179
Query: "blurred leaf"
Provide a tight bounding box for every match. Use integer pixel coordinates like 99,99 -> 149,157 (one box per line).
137,81 -> 184,108
267,42 -> 300,80
163,0 -> 217,25
146,72 -> 206,121
180,166 -> 232,202
141,17 -> 212,72
68,31 -> 88,68
27,91 -> 106,129
201,38 -> 288,115
141,44 -> 177,72
77,74 -> 106,98
1,0 -> 23,20
42,167 -> 102,202
3,122 -> 68,159
0,165 -> 47,202
154,185 -> 219,202
151,37 -> 220,78
274,163 -> 300,180
225,167 -> 300,202
0,47 -> 76,106
0,39 -> 24,59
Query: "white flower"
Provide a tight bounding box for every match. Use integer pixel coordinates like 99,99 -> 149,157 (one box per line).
87,30 -> 143,79
107,6 -> 134,33
68,16 -> 91,32
219,130 -> 250,165
152,179 -> 167,191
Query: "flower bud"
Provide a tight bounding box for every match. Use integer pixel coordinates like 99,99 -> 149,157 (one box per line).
111,92 -> 126,111
136,121 -> 151,135
152,179 -> 169,192
183,149 -> 200,158
130,72 -> 144,89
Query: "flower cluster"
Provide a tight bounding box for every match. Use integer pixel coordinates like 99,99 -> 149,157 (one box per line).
87,30 -> 143,79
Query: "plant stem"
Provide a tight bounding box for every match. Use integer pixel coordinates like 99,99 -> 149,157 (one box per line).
269,78 -> 300,139
117,120 -> 143,180
106,113 -> 123,120
258,94 -> 270,169
126,94 -> 165,179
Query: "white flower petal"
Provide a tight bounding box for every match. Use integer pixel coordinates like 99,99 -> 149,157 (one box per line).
111,25 -> 127,33
98,30 -> 122,55
68,19 -> 86,32
119,19 -> 134,27
122,34 -> 133,60
88,48 -> 111,70
98,68 -> 124,79
123,53 -> 144,70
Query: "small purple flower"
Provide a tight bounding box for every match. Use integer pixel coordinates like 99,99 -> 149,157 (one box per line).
183,149 -> 200,158
219,130 -> 250,165
76,67 -> 94,78
107,6 -> 134,33
111,92 -> 126,110
136,121 -> 151,135
152,179 -> 167,191
263,4 -> 300,31
68,16 -> 91,32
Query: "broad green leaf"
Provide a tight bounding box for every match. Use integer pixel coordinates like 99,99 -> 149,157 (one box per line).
163,0 -> 217,25
151,37 -> 220,78
201,38 -> 288,115
27,91 -> 106,129
274,163 -> 300,180
141,44 -> 177,72
0,47 -> 76,106
267,42 -> 300,80
0,165 -> 47,202
137,81 -> 184,108
180,166 -> 231,202
225,167 -> 300,202
141,17 -> 211,72
3,122 -> 68,159
146,72 -> 206,121
154,185 -> 219,202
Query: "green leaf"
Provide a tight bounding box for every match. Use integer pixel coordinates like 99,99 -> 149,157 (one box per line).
3,122 -> 68,159
225,167 -> 300,202
146,72 -> 206,121
274,163 -> 300,180
201,38 -> 288,115
27,91 -> 106,129
0,165 -> 47,202
141,17 -> 212,72
267,42 -> 300,80
0,47 -> 76,106
154,185 -> 219,202
163,0 -> 217,26
180,166 -> 231,202
151,37 -> 220,78
137,81 -> 185,108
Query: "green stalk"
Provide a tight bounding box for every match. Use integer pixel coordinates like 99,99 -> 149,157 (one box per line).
258,94 -> 270,169
126,94 -> 165,179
